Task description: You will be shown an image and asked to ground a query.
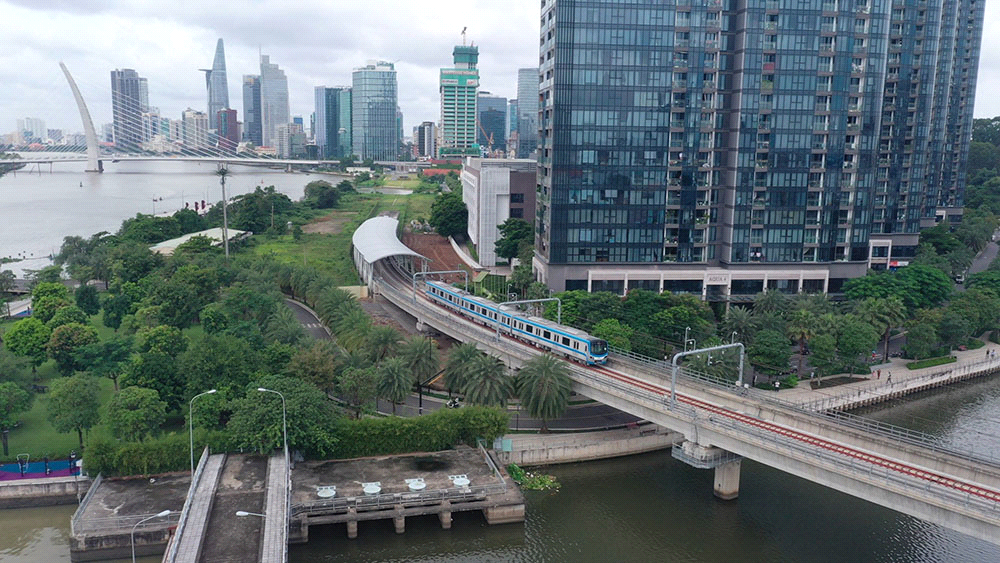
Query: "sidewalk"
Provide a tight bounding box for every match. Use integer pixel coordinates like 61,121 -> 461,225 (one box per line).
774,339 -> 1000,410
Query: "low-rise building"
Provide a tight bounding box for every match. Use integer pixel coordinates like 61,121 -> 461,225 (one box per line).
462,158 -> 537,267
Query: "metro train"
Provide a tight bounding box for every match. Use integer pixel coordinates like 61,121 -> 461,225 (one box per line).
424,280 -> 609,365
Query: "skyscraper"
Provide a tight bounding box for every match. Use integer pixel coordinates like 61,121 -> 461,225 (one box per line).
352,60 -> 399,161
181,108 -> 209,149
535,0 -> 984,299
242,75 -> 262,146
477,91 -> 507,153
259,55 -> 289,148
202,39 -> 230,131
217,108 -> 239,153
439,45 -> 480,157
110,68 -> 148,150
515,68 -> 538,159
314,86 -> 353,159
413,121 -> 436,158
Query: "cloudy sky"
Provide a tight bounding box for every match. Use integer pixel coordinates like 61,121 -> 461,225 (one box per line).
3,0 -> 1000,137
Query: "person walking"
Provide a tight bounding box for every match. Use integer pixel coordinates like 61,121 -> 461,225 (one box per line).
886,371 -> 892,384
876,369 -> 881,379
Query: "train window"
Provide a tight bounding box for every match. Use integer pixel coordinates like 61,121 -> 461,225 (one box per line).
562,337 -> 570,346
543,330 -> 551,339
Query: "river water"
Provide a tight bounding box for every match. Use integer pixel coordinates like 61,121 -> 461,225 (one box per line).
2,165 -> 1000,561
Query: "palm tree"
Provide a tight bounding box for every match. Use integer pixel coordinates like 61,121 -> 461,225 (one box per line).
365,325 -> 402,365
263,306 -> 306,346
462,353 -> 513,407
215,166 -> 230,260
335,309 -> 371,351
753,290 -> 789,316
785,309 -> 817,374
516,355 -> 571,432
857,296 -> 907,362
400,335 -> 440,386
443,342 -> 483,398
376,357 -> 414,414
721,306 -> 756,345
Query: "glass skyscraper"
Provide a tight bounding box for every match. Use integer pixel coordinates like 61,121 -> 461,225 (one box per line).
242,75 -> 262,146
203,38 -> 229,132
516,68 -> 538,159
477,91 -> 508,152
259,55 -> 289,149
352,61 -> 399,161
110,68 -> 148,150
314,86 -> 353,159
535,0 -> 984,300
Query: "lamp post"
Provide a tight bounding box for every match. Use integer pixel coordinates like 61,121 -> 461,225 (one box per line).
189,389 -> 217,474
131,509 -> 170,563
236,510 -> 266,518
684,327 -> 691,351
257,388 -> 287,457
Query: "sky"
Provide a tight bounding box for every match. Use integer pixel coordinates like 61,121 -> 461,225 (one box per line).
3,0 -> 1000,138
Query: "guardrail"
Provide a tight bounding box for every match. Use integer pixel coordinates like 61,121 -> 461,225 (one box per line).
71,510 -> 182,535
162,446 -> 210,563
291,483 -> 509,517
70,473 -> 102,536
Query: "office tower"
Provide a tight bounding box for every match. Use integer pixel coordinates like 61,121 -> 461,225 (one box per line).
508,99 -> 518,136
140,109 -> 160,143
515,68 -> 538,159
315,86 -> 353,159
202,39 -> 229,131
352,60 -> 399,161
259,55 -> 289,148
477,91 -> 507,153
181,108 -> 209,149
110,68 -> 148,149
413,121 -> 436,158
535,0 -> 984,299
438,45 -> 480,157
462,158 -> 538,266
16,117 -> 46,142
217,108 -> 239,152
242,75 -> 262,146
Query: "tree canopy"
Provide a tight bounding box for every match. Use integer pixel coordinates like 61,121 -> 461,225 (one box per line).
429,191 -> 468,239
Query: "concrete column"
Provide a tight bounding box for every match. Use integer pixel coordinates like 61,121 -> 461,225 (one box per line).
714,459 -> 741,500
439,500 -> 452,530
347,507 -> 358,539
394,505 -> 405,534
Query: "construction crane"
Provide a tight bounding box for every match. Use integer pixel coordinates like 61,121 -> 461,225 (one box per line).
461,27 -> 467,45
477,121 -> 495,154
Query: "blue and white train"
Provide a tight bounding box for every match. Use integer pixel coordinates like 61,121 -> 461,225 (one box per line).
424,280 -> 609,365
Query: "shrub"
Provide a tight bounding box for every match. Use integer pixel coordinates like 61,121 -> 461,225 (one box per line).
84,429 -> 232,476
905,356 -> 957,370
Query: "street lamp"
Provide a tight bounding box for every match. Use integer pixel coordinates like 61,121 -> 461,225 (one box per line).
235,510 -> 266,518
257,388 -> 287,457
684,327 -> 691,351
189,389 -> 217,474
131,509 -> 171,563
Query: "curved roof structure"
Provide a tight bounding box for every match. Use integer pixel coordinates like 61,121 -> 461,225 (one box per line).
352,216 -> 424,267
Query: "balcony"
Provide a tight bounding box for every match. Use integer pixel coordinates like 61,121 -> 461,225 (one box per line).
757,141 -> 770,149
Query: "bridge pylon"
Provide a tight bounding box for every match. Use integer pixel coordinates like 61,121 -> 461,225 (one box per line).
59,62 -> 103,173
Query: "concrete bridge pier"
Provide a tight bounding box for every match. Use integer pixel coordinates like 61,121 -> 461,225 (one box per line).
346,507 -> 358,538
393,505 -> 406,534
713,459 -> 741,500
672,441 -> 743,500
439,500 -> 452,529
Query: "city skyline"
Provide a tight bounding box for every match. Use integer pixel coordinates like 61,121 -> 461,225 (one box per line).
0,0 -> 544,136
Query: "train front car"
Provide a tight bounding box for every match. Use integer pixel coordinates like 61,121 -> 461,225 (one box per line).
589,338 -> 609,364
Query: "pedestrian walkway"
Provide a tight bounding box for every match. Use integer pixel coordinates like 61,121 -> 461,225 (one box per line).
776,339 -> 1000,411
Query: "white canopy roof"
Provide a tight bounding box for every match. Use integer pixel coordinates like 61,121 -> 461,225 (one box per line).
352,216 -> 424,266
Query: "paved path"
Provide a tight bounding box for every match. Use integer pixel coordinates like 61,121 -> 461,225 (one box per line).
169,453 -> 225,562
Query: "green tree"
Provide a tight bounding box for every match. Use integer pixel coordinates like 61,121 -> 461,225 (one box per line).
263,306 -> 306,346
748,329 -> 791,375
516,355 -> 571,432
227,375 -> 340,458
903,323 -> 938,360
46,374 -> 100,449
443,343 -> 482,397
429,191 -> 468,239
4,318 -> 51,372
136,325 -> 188,358
591,318 -> 634,352
47,305 -> 89,330
32,281 -> 70,304
364,325 -> 401,365
785,309 -> 817,374
32,294 -> 71,325
104,386 -> 167,442
375,357 -> 414,414
835,315 -> 880,373
47,323 -> 99,376
856,296 -> 907,362
101,292 -> 133,332
74,335 -> 133,391
721,306 -> 757,345
462,353 -> 513,407
808,333 -> 839,376
0,382 -> 31,454
939,312 -> 972,350
177,334 -> 260,398
286,340 -> 339,394
75,285 -> 101,316
337,366 -> 379,418
121,350 -> 183,411
400,335 -> 440,386
494,218 -> 534,262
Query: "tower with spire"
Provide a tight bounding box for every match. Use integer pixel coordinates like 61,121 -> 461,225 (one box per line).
201,39 -> 230,131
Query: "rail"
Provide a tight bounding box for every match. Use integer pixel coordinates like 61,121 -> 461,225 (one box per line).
71,510 -> 182,535
479,440 -> 507,486
291,483 -> 509,517
161,447 -> 209,563
70,473 -> 102,536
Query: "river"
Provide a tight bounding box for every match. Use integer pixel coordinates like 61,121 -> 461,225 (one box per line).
0,159 -> 318,277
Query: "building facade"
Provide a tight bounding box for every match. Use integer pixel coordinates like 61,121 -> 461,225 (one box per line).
477,91 -> 508,153
352,61 -> 399,161
535,0 -> 984,300
413,121 -> 436,158
314,86 -> 353,159
259,55 -> 289,149
217,108 -> 239,152
110,68 -> 148,150
463,158 -> 538,267
242,75 -> 263,146
439,46 -> 480,157
203,38 -> 230,132
516,68 -> 538,159
181,108 -> 210,150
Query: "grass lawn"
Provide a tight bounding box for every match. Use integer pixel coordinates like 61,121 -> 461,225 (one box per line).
252,191 -> 437,285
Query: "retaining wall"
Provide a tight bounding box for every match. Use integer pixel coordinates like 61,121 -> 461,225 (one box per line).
495,426 -> 680,467
0,475 -> 90,508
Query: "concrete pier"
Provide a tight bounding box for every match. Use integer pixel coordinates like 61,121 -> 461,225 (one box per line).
713,460 -> 741,500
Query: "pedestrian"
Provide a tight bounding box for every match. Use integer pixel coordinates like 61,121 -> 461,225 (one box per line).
887,371 -> 892,384
752,374 -> 757,386
877,369 -> 881,379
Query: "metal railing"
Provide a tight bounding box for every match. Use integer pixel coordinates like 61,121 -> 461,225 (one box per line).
72,510 -> 182,535
291,482 -> 508,517
162,447 -> 211,563
70,473 -> 102,536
